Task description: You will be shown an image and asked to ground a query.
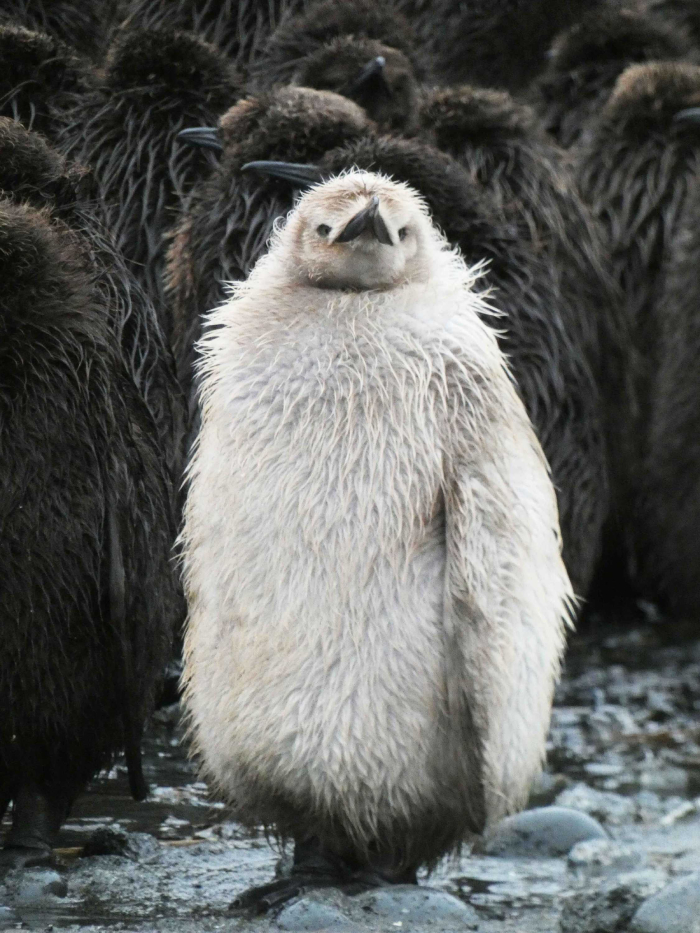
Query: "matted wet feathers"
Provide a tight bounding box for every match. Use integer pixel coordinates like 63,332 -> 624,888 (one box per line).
166,87 -> 371,439
575,60 -> 700,598
530,7 -> 692,148
419,86 -> 616,597
642,176 -> 700,619
0,187 -> 176,847
119,0 -> 306,73
0,24 -> 93,141
638,0 -> 700,53
0,118 -> 183,480
253,0 -> 425,88
0,0 -> 119,60
56,26 -> 240,329
396,0 -> 602,92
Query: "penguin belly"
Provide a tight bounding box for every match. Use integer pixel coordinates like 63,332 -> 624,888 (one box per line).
184,321 -> 456,848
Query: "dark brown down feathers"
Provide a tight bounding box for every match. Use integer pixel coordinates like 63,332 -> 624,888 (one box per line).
56,27 -> 240,332
0,127 -> 177,814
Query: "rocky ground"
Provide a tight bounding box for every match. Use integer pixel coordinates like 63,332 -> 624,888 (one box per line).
1,620 -> 700,933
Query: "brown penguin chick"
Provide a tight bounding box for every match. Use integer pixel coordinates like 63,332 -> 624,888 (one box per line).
56,26 -> 240,335
118,0 -> 306,74
182,170 -> 572,911
638,0 -> 700,53
0,0 -> 118,60
575,60 -> 700,600
395,0 -> 605,93
642,174 -> 700,620
252,0 -> 425,88
0,24 -> 94,142
166,87 -> 371,445
0,174 -> 178,865
248,129 -> 610,604
286,36 -> 421,133
529,6 -> 692,149
415,86 -> 617,600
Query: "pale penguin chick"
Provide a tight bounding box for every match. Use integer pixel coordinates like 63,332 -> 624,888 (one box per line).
182,170 -> 573,911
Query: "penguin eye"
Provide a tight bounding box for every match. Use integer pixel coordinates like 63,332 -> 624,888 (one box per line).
317,224 -> 331,237
398,226 -> 408,240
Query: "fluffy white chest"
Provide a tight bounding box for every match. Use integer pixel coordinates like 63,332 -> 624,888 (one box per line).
184,298 -> 460,814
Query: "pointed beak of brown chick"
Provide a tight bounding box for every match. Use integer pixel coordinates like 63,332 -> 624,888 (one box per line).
346,55 -> 389,97
335,195 -> 394,245
241,160 -> 324,188
674,107 -> 700,124
177,126 -> 223,152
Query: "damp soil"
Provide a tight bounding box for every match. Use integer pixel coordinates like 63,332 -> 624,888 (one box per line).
1,617 -> 700,932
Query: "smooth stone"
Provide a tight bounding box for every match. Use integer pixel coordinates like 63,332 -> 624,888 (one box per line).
476,806 -> 607,858
276,895 -> 356,931
631,872 -> 700,933
354,885 -> 478,925
15,869 -> 68,903
568,839 -> 644,874
560,870 -> 667,933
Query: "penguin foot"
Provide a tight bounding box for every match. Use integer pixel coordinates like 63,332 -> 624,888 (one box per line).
0,845 -> 54,874
231,873 -> 338,913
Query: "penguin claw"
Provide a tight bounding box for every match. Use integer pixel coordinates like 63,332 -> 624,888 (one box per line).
230,877 -> 305,913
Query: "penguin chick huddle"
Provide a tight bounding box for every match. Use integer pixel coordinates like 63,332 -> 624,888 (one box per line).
2,0 -> 700,917
182,171 -> 572,905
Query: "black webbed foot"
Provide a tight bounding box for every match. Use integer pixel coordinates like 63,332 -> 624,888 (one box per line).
0,784 -> 72,875
230,837 -> 416,915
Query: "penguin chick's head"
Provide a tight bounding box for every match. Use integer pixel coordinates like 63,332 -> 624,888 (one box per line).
281,171 -> 434,291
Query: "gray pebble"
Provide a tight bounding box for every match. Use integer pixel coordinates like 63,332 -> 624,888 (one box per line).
354,885 -> 478,925
559,870 -> 667,933
276,894 -> 356,931
476,806 -> 607,857
568,839 -> 644,874
15,869 -> 67,904
631,872 -> 700,933
555,784 -> 636,826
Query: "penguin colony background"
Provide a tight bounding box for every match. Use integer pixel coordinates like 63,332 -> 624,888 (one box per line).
0,0 -> 699,909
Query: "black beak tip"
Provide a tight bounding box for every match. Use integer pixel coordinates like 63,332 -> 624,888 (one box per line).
177,126 -> 223,152
673,107 -> 700,124
240,161 -> 324,188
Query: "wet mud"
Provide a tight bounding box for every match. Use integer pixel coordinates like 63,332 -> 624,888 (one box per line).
1,620 -> 699,932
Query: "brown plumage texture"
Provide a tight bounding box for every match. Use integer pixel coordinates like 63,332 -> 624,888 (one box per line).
0,136 -> 177,810
638,0 -> 700,52
252,0 -> 425,88
0,0 -> 119,60
165,88 -> 371,441
0,24 -> 94,142
642,176 -> 700,617
118,0 -> 306,74
575,60 -> 700,590
56,26 -> 240,331
395,0 -> 605,92
530,7 -> 692,149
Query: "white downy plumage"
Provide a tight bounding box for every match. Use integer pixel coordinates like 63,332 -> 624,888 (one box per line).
181,169 -> 573,869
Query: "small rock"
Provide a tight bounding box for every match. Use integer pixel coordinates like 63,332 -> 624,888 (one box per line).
559,870 -> 667,933
15,869 -> 67,904
354,886 -> 478,925
81,826 -> 129,857
555,784 -> 636,826
631,872 -> 700,933
476,806 -> 607,858
568,839 -> 644,874
275,893 -> 355,931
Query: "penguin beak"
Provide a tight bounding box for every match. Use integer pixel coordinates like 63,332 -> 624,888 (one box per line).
241,160 -> 324,189
346,55 -> 390,97
177,126 -> 223,152
335,195 -> 394,245
674,107 -> 700,124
